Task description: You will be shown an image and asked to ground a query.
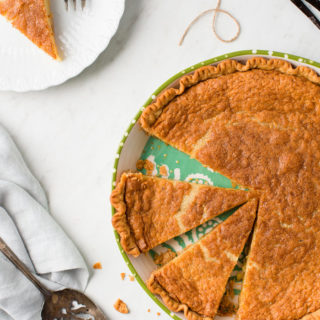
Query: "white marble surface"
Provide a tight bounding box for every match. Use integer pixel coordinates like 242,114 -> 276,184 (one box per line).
0,0 -> 320,319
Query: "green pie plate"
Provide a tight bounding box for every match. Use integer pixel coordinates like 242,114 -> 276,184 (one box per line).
111,50 -> 320,320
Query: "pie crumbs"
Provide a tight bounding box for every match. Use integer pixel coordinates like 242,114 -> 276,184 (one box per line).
114,298 -> 129,314
93,262 -> 102,269
136,159 -> 154,175
154,249 -> 177,266
159,165 -> 168,177
136,159 -> 145,170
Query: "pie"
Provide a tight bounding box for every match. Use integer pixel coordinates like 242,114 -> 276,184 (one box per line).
0,0 -> 60,60
147,199 -> 258,320
111,172 -> 256,257
140,57 -> 320,319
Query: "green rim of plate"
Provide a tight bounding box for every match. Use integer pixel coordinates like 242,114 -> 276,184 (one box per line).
110,49 -> 320,320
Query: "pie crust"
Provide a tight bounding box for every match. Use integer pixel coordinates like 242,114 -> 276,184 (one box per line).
111,172 -> 256,257
141,57 -> 320,133
147,199 -> 258,320
0,0 -> 60,60
140,57 -> 320,319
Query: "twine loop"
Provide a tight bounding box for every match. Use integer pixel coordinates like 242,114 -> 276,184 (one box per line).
179,0 -> 240,46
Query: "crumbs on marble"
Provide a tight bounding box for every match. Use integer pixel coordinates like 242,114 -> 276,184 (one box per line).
114,298 -> 129,314
120,272 -> 126,280
93,262 -> 102,269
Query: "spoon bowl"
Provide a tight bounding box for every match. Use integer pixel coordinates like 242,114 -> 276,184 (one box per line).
0,238 -> 107,320
41,289 -> 107,320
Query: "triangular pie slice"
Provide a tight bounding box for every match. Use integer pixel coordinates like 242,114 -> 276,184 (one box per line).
0,0 -> 60,60
147,199 -> 258,320
111,172 -> 257,257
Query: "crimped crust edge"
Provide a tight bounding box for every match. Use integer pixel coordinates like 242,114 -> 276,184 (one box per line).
147,274 -> 214,320
140,57 -> 320,130
111,173 -> 141,257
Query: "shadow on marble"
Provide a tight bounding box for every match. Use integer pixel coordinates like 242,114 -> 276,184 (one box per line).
61,0 -> 143,88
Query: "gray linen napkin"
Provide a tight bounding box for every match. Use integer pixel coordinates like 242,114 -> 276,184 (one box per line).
0,125 -> 89,320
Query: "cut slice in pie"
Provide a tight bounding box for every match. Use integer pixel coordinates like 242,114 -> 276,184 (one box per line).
0,0 -> 60,60
147,199 -> 258,320
111,172 -> 257,257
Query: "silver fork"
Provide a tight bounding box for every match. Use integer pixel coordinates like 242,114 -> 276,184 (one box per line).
64,0 -> 86,11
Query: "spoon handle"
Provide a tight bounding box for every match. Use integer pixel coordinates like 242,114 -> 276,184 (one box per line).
0,237 -> 51,298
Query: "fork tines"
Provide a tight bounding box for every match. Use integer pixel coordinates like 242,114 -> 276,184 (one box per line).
64,0 -> 86,11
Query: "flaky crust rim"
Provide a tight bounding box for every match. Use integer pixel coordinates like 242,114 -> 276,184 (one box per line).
140,57 -> 320,130
111,173 -> 141,257
147,274 -> 214,320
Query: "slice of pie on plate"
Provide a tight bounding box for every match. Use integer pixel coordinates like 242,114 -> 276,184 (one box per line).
147,199 -> 258,320
0,0 -> 60,60
111,172 -> 257,257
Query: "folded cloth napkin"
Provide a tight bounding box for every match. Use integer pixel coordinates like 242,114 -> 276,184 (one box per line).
0,125 -> 89,320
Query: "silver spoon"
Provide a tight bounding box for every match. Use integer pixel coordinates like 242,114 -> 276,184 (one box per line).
0,237 -> 107,320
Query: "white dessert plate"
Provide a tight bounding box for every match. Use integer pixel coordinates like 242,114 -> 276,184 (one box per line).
0,0 -> 124,92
